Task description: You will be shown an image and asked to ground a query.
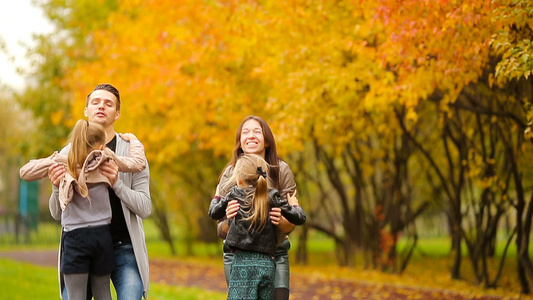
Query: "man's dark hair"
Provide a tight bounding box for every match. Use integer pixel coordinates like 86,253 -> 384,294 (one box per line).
86,83 -> 121,111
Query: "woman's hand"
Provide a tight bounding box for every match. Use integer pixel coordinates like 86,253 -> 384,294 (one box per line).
226,200 -> 240,220
270,208 -> 282,225
48,163 -> 66,187
273,213 -> 295,234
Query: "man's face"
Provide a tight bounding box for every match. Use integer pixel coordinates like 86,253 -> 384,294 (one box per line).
84,90 -> 120,128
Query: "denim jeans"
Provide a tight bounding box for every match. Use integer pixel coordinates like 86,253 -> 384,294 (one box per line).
111,241 -> 143,300
61,242 -> 142,300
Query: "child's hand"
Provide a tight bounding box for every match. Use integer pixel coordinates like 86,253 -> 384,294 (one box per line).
119,133 -> 139,142
287,190 -> 299,206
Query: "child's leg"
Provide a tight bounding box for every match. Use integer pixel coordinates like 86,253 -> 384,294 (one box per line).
90,273 -> 112,300
64,273 -> 89,300
228,251 -> 275,300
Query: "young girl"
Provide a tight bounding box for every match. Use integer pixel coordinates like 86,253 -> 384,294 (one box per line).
209,154 -> 306,300
19,119 -> 146,300
20,121 -> 146,211
215,115 -> 301,300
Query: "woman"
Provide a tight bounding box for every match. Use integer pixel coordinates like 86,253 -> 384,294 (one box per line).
215,115 -> 301,300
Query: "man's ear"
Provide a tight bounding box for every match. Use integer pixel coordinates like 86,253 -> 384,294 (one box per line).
84,107 -> 88,118
114,110 -> 120,121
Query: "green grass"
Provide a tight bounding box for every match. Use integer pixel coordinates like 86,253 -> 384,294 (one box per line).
1,218 -> 531,299
0,220 -> 226,300
0,257 -> 225,300
0,259 -> 60,299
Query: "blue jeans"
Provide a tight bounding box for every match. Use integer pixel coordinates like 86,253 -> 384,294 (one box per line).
62,242 -> 143,300
111,241 -> 143,300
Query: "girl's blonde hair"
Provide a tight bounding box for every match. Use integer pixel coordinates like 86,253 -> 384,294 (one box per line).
67,119 -> 106,197
224,154 -> 271,232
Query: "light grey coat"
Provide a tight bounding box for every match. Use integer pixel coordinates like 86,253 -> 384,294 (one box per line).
49,133 -> 152,299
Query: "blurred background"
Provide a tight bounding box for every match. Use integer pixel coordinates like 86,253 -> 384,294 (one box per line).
1,0 -> 533,297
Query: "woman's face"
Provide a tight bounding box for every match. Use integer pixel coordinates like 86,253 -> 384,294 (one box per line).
240,119 -> 266,158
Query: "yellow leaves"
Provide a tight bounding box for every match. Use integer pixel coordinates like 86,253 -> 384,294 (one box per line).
49,110 -> 64,126
52,0 -> 527,200
369,0 -> 496,104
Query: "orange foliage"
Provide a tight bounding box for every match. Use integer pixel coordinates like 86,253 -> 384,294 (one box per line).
368,0 -> 499,108
54,1 -> 527,213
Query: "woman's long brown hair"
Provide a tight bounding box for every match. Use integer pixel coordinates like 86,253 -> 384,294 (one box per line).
227,115 -> 281,189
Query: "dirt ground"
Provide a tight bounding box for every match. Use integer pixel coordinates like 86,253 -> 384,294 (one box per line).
0,250 -> 518,300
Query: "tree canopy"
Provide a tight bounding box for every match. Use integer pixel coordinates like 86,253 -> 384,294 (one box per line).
12,0 -> 533,294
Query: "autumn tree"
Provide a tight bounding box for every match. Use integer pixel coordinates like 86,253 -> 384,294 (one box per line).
491,0 -> 533,292
369,0 -> 533,291
19,0 -> 533,294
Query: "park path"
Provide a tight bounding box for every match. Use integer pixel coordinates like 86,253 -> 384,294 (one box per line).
0,250 -> 520,300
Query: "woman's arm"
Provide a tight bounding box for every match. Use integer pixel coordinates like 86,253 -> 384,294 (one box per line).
272,161 -> 300,233
216,200 -> 240,239
273,213 -> 295,234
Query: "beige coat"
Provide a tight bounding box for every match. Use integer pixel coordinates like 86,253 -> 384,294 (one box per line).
20,140 -> 145,210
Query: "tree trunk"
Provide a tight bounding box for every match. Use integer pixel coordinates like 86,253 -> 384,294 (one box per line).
451,204 -> 462,279
295,225 -> 309,264
149,181 -> 176,255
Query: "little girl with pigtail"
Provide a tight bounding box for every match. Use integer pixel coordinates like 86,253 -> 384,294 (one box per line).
208,153 -> 306,300
19,119 -> 146,300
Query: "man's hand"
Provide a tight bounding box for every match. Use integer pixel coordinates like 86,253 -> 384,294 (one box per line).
226,200 -> 240,220
100,160 -> 119,186
48,163 -> 66,187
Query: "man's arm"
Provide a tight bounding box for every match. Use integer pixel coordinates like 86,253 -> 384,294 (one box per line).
102,159 -> 152,219
100,136 -> 152,219
48,148 -> 69,221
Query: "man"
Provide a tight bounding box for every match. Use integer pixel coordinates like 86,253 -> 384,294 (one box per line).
48,83 -> 151,300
